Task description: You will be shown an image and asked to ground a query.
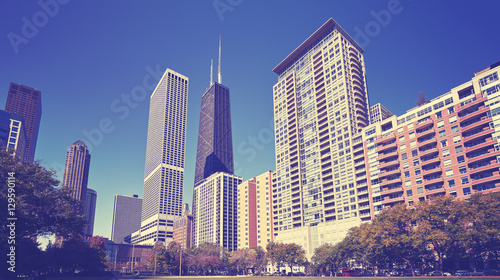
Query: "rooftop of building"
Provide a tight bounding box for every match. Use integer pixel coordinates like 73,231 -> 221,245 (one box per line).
273,18 -> 364,75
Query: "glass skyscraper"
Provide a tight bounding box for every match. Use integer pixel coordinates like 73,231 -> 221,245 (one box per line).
132,68 -> 189,245
194,82 -> 234,186
192,40 -> 239,251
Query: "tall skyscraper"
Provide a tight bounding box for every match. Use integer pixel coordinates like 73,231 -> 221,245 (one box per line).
111,194 -> 142,243
5,82 -> 42,162
132,68 -> 189,245
192,38 -> 239,251
83,188 -> 97,237
194,39 -> 234,185
272,18 -> 368,234
63,140 -> 91,202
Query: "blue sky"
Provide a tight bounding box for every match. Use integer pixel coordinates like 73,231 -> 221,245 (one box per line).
1,0 -> 499,239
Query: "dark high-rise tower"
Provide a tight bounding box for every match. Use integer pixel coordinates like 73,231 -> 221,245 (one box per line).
192,37 -> 239,252
194,83 -> 234,185
194,37 -> 234,185
5,82 -> 42,162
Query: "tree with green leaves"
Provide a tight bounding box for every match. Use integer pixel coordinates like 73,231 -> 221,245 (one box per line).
229,248 -> 257,274
414,195 -> 467,274
266,241 -> 286,273
283,243 -> 307,274
89,235 -> 107,264
0,150 -> 86,242
251,246 -> 268,275
371,203 -> 429,276
150,240 -> 167,273
0,151 -> 88,279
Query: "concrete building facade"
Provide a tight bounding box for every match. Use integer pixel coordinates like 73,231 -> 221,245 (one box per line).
271,18 -> 369,238
237,170 -> 274,250
193,172 -> 241,251
133,68 -> 189,245
111,194 -> 142,244
357,62 -> 500,220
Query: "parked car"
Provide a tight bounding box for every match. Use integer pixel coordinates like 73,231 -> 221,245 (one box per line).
455,270 -> 468,276
428,270 -> 444,276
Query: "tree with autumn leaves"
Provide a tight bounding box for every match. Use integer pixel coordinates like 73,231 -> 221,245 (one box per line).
311,193 -> 500,275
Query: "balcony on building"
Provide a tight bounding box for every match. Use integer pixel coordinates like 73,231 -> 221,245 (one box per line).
421,154 -> 441,167
460,115 -> 492,132
382,193 -> 404,205
466,146 -> 500,164
417,135 -> 437,145
423,175 -> 444,186
464,136 -> 496,153
378,158 -> 400,169
415,117 -> 434,129
376,148 -> 398,161
416,126 -> 435,138
422,164 -> 442,176
375,133 -> 396,146
469,158 -> 500,174
379,167 -> 400,178
457,94 -> 486,112
380,183 -> 403,195
459,105 -> 489,123
419,145 -> 439,158
470,170 -> 500,185
462,125 -> 494,142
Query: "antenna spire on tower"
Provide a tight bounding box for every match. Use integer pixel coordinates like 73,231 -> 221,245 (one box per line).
210,59 -> 213,86
218,35 -> 222,84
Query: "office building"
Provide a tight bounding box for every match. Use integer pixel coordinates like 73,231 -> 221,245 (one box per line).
193,172 -> 241,251
173,204 -> 193,249
357,62 -> 500,220
111,194 -> 143,244
62,140 -> 91,202
193,38 -> 234,186
5,82 -> 42,162
132,68 -> 189,245
0,109 -> 26,160
192,38 -> 240,251
237,170 -> 274,250
370,103 -> 393,124
84,188 -> 97,237
271,18 -> 369,237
